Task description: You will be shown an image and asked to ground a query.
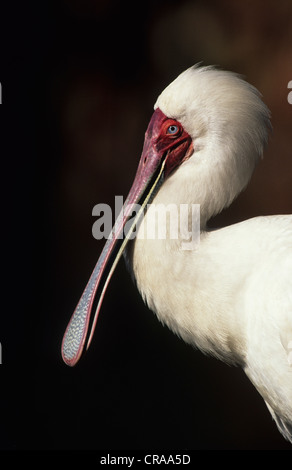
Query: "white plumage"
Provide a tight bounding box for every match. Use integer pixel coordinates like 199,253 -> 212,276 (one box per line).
62,65 -> 292,443
131,66 -> 292,441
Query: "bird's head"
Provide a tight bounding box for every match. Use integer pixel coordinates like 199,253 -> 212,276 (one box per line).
153,65 -> 271,212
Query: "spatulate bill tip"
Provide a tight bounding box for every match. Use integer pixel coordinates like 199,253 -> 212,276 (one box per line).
61,318 -> 88,367
62,354 -> 81,367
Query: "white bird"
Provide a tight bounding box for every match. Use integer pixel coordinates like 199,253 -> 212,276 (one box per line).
61,65 -> 292,443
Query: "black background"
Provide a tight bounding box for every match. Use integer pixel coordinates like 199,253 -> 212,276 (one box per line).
1,0 -> 292,451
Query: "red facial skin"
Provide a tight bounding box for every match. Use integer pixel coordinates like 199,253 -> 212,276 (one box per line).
61,108 -> 193,366
142,108 -> 193,178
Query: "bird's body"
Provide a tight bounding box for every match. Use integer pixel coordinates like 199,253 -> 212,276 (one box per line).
62,65 -> 292,443
130,214 -> 292,440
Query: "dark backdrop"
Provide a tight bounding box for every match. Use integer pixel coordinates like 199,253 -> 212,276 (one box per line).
1,0 -> 292,451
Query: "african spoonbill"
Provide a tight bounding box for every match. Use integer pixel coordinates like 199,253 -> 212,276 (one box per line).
61,65 -> 292,443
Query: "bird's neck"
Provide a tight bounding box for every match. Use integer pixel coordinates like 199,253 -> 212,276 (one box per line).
153,142 -> 257,229
128,152 -> 256,363
130,223 -> 247,365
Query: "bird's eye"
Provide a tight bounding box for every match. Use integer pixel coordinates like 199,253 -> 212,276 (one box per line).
167,125 -> 179,135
